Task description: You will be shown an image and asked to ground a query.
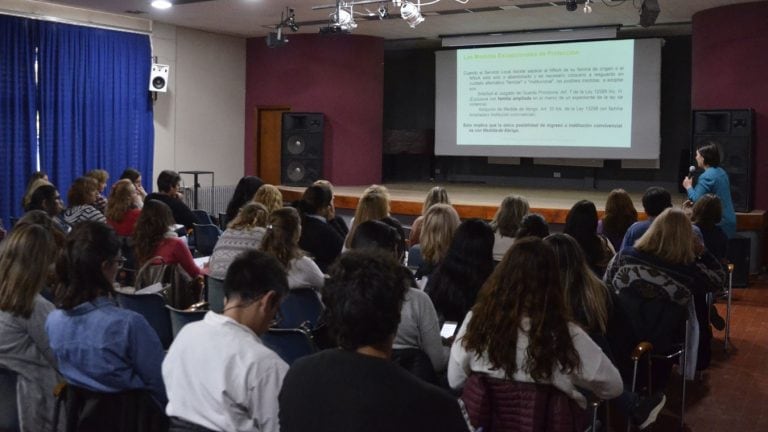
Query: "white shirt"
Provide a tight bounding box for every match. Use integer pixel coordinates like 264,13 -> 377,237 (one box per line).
492,232 -> 515,262
163,312 -> 288,432
287,256 -> 325,290
448,311 -> 622,409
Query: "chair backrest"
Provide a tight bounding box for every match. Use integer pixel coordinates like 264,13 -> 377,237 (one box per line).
115,292 -> 173,349
192,209 -> 213,225
461,373 -> 587,432
0,367 -> 19,432
206,276 -> 225,313
614,287 -> 687,357
277,288 -> 324,330
166,305 -> 207,338
261,328 -> 318,365
193,223 -> 221,256
407,244 -> 423,269
55,383 -> 167,432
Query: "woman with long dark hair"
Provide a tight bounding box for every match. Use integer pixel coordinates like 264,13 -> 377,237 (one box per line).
45,222 -> 167,407
682,142 -> 737,238
449,237 -> 622,410
225,176 -> 264,223
564,200 -> 615,277
296,184 -> 345,272
425,219 -> 494,326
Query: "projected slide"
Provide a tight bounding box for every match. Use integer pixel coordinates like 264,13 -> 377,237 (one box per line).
456,40 -> 634,147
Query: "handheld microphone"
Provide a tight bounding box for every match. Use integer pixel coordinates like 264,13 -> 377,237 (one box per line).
688,165 -> 695,179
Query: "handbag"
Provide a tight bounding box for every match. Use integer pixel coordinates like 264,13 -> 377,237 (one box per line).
133,257 -> 201,309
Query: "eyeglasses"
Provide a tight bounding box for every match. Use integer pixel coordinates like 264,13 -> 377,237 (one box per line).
112,256 -> 127,269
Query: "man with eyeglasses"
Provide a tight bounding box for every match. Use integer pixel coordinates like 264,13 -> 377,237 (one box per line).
162,250 -> 289,432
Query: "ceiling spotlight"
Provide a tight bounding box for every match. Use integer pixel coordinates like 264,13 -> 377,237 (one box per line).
151,0 -> 172,10
286,8 -> 300,32
565,0 -> 577,12
583,0 -> 592,14
333,8 -> 357,31
401,1 -> 424,28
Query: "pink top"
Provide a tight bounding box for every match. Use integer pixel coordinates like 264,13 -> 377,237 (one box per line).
152,237 -> 202,278
108,209 -> 141,237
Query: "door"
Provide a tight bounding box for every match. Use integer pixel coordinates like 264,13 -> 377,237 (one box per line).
256,106 -> 290,185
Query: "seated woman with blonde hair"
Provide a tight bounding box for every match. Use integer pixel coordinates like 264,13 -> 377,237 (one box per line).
106,179 -> 142,237
409,186 -> 450,247
415,203 -> 460,279
253,184 -> 283,215
209,202 -> 270,280
344,189 -> 391,250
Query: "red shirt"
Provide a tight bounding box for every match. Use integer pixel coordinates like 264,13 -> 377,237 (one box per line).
152,237 -> 202,278
107,209 -> 142,237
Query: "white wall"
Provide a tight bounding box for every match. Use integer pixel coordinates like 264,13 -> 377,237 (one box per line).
151,23 -> 246,191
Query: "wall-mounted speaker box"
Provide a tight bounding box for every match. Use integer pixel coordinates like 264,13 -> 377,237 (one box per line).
691,109 -> 754,212
149,64 -> 169,93
727,236 -> 751,288
281,112 -> 324,186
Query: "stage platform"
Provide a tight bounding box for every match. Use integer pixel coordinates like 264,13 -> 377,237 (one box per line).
279,182 -> 766,231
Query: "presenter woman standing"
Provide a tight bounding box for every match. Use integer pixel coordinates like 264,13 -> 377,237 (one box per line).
682,142 -> 737,238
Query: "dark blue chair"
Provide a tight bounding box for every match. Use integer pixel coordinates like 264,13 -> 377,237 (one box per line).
261,328 -> 318,365
407,244 -> 423,269
116,292 -> 173,349
193,223 -> 221,256
165,305 -> 206,338
0,367 -> 19,432
206,276 -> 226,313
278,288 -> 324,330
192,209 -> 213,225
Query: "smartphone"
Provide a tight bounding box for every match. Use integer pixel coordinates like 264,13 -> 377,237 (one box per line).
440,321 -> 458,339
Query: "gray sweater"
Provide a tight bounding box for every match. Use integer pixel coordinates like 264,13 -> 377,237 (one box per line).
0,294 -> 63,431
393,288 -> 449,372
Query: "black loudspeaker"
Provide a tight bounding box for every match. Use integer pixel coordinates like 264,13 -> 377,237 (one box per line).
692,109 -> 754,212
727,236 -> 751,288
281,113 -> 324,186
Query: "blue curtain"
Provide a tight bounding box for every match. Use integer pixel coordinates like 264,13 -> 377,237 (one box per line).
37,21 -> 154,198
0,15 -> 38,224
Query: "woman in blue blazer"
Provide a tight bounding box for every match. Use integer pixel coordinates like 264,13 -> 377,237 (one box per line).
682,142 -> 737,238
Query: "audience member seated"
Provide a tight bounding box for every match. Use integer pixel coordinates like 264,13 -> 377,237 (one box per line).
691,194 -> 728,262
21,171 -> 50,211
224,176 -> 264,224
133,200 -> 203,284
45,222 -> 167,407
313,180 -> 349,239
564,200 -> 615,277
343,187 -> 391,250
604,208 -> 724,380
620,187 -> 673,250
598,189 -> 638,252
448,237 -> 623,423
409,186 -> 450,247
106,179 -> 142,237
0,224 -> 63,431
163,250 -> 289,432
253,184 -> 283,214
425,219 -> 494,326
296,185 -> 345,273
415,203 -> 460,279
261,207 -> 324,290
351,220 -> 448,375
490,194 -> 529,261
145,170 -> 197,231
61,176 -> 107,226
278,249 -> 470,432
209,202 -> 269,280
26,184 -> 70,233
85,169 -> 110,214
119,168 -> 147,207
515,213 -> 550,239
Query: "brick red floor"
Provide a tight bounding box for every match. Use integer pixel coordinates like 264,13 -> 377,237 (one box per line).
641,275 -> 768,431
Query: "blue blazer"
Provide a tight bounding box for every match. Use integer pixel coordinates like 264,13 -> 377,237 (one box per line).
687,166 -> 737,238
